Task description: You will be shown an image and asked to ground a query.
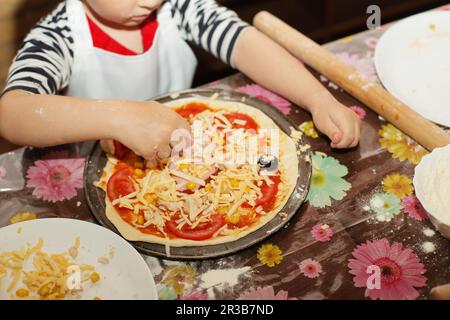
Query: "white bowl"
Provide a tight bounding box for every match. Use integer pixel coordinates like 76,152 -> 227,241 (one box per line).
413,144 -> 450,239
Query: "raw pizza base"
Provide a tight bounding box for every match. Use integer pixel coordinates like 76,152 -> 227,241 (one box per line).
101,97 -> 299,247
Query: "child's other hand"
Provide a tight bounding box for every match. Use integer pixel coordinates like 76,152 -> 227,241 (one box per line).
310,94 -> 361,148
112,101 -> 190,165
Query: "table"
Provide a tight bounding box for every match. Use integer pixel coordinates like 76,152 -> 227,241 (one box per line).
0,4 -> 449,300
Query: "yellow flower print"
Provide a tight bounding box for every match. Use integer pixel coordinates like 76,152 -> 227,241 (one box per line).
9,212 -> 37,224
382,173 -> 414,199
339,35 -> 354,43
257,243 -> 283,267
299,121 -> 319,138
162,264 -> 196,295
378,124 -> 428,165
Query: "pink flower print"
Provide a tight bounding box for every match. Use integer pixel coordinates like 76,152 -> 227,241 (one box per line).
26,159 -> 85,202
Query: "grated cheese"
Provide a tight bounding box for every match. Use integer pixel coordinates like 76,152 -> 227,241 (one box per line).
215,114 -> 233,128
226,198 -> 246,217
212,225 -> 228,238
233,119 -> 247,126
0,238 -> 99,300
170,170 -> 205,186
111,191 -> 139,206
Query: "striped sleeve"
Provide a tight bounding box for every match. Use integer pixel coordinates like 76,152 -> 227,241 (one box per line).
3,2 -> 74,95
168,0 -> 250,66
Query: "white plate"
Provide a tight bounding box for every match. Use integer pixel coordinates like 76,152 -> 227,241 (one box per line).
0,218 -> 157,300
375,11 -> 450,127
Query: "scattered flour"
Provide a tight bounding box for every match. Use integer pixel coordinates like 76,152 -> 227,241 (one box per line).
422,228 -> 436,237
415,145 -> 450,226
370,197 -> 384,208
421,241 -> 436,253
200,267 -> 250,297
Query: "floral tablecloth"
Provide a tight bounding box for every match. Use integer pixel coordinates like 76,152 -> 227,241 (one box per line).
1,4 -> 449,301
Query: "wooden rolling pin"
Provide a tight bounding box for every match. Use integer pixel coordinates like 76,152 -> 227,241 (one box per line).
253,11 -> 450,151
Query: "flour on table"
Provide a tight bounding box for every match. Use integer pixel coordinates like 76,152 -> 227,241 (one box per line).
421,241 -> 436,253
422,228 -> 436,237
415,146 -> 450,225
200,267 -> 251,298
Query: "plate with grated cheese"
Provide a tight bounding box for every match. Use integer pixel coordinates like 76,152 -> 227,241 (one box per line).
84,89 -> 311,259
0,218 -> 157,300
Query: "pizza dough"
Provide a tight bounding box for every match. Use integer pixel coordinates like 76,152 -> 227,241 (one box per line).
97,97 -> 300,247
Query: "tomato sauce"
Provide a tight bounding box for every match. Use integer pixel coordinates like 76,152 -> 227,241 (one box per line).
175,102 -> 210,120
223,112 -> 259,131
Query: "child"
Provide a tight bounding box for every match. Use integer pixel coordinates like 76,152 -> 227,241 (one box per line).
0,0 -> 360,165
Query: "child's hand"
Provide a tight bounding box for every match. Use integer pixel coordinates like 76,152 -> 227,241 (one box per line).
110,101 -> 190,165
310,94 -> 361,148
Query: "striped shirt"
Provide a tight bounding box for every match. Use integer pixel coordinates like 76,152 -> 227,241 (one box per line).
4,0 -> 249,95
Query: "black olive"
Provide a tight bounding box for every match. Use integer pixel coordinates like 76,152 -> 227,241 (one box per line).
258,154 -> 278,171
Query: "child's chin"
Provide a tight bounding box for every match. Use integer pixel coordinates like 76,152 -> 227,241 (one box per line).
125,17 -> 149,27
122,20 -> 146,28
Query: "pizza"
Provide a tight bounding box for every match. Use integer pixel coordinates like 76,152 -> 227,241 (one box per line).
95,97 -> 299,247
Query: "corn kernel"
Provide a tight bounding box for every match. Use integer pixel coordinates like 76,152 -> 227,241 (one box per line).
144,193 -> 155,204
38,284 -> 51,298
226,214 -> 240,224
58,292 -> 67,299
137,215 -> 145,225
134,168 -> 144,177
9,212 -> 37,224
90,272 -> 100,283
179,163 -> 189,171
230,179 -> 239,188
186,181 -> 196,190
134,161 -> 144,169
16,288 -> 29,298
217,206 -> 229,215
204,184 -> 213,192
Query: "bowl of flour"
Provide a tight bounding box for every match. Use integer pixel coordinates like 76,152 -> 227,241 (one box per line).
414,144 -> 450,239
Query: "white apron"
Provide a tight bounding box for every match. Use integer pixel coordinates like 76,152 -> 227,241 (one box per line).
65,0 -> 197,100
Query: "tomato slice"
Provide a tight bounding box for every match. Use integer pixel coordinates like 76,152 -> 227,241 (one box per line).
107,167 -> 135,201
165,215 -> 225,241
223,113 -> 259,131
243,175 -> 281,211
113,141 -> 132,160
176,102 -> 209,120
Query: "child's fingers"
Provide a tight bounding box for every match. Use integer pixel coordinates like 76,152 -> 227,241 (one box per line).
145,157 -> 158,169
173,113 -> 191,131
331,118 -> 355,148
100,139 -> 115,155
349,121 -> 361,148
157,144 -> 172,160
330,132 -> 343,148
317,115 -> 341,145
331,131 -> 343,144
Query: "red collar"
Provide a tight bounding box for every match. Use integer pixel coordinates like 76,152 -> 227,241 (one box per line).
86,14 -> 159,55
